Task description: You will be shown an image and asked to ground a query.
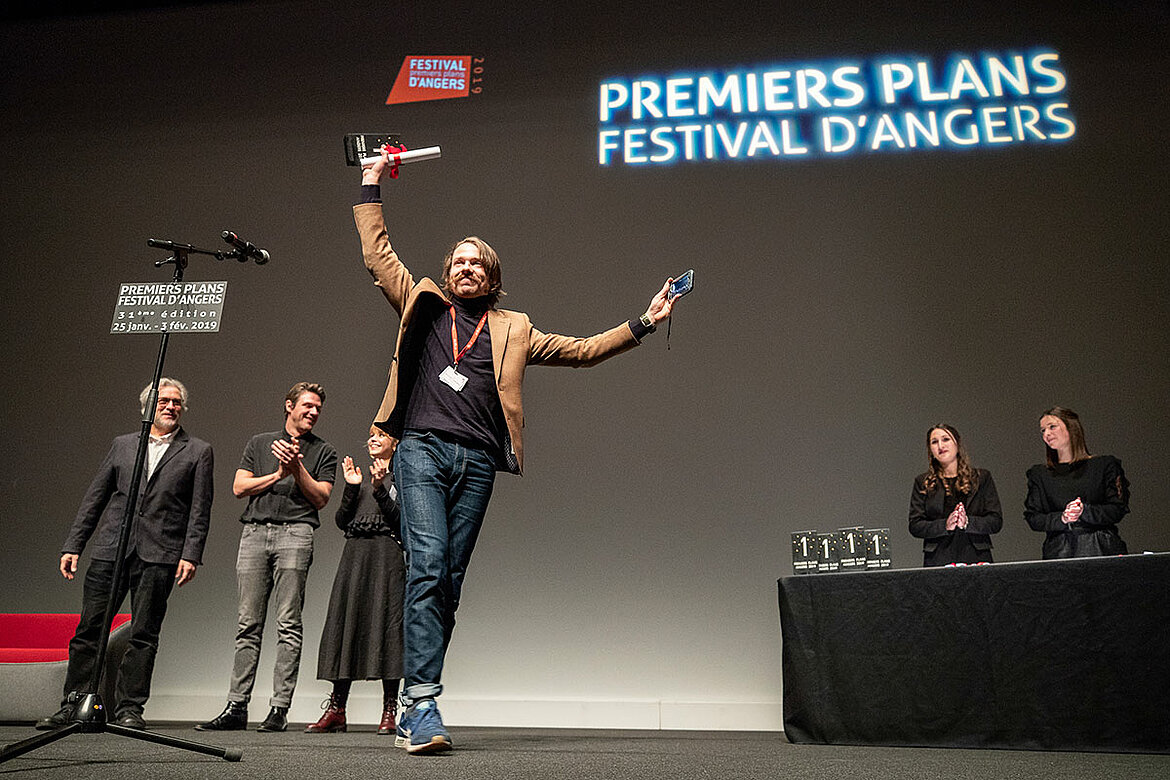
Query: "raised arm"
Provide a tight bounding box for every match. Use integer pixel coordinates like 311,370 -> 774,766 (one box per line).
354,153 -> 415,312
334,456 -> 363,531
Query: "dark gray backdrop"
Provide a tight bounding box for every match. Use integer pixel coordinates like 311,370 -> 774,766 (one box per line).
1,0 -> 1166,727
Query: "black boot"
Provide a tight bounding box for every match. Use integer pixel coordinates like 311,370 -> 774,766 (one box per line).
195,701 -> 248,731
258,706 -> 288,732
35,705 -> 73,731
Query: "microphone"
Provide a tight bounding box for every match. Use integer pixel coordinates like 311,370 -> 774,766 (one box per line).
221,231 -> 270,265
147,238 -> 196,252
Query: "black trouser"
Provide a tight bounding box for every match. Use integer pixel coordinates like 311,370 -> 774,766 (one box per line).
62,553 -> 176,716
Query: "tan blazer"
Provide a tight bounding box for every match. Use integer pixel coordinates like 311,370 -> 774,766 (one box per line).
354,202 -> 640,473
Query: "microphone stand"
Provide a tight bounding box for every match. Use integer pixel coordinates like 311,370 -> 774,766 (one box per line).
1,240 -> 252,765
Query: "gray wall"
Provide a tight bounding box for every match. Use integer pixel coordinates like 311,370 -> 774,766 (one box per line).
1,0 -> 1166,728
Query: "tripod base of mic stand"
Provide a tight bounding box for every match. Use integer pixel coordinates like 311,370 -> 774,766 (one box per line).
0,692 -> 242,763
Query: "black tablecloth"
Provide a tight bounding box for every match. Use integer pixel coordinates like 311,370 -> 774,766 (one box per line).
778,554 -> 1170,753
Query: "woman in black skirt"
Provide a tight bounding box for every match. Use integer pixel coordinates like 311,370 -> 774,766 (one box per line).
908,423 -> 1003,567
306,426 -> 404,734
1025,406 -> 1129,559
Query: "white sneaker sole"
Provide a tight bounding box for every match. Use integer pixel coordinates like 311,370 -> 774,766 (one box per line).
405,734 -> 452,754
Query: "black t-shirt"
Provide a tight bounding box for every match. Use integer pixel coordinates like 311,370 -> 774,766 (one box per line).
237,429 -> 338,527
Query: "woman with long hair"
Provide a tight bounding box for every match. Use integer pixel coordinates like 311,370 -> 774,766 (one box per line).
908,424 -> 1003,567
1024,407 -> 1129,559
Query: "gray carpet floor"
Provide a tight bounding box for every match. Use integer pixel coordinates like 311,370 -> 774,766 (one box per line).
2,724 -> 1168,779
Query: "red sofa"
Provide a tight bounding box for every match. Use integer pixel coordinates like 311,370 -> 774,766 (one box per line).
0,613 -> 131,722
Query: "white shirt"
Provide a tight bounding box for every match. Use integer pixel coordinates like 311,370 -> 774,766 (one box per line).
146,430 -> 177,479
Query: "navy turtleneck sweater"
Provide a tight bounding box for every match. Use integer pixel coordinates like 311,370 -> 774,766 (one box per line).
403,291 -> 508,461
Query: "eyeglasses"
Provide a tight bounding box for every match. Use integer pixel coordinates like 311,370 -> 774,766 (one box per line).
157,398 -> 184,408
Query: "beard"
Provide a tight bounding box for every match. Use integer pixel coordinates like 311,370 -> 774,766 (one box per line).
153,414 -> 179,433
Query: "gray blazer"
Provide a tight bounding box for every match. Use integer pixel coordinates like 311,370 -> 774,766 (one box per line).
62,428 -> 214,565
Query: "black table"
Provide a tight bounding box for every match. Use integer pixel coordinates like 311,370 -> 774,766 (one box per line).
778,553 -> 1170,753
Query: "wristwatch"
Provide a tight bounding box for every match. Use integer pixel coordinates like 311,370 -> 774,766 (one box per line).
639,313 -> 655,330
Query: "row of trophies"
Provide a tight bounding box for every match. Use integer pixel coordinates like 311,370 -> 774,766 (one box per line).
792,527 -> 891,574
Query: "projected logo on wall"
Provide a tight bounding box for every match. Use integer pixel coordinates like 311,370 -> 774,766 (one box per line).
386,55 -> 485,104
598,50 -> 1074,165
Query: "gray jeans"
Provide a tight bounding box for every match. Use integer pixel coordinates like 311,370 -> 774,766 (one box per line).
228,522 -> 314,708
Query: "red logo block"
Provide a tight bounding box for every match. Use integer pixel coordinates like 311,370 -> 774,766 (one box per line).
387,56 -> 472,104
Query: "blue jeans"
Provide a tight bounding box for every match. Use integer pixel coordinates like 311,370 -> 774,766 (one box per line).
394,431 -> 496,703
229,522 -> 314,708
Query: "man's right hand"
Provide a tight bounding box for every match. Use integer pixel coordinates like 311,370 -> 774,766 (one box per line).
60,554 -> 79,580
361,150 -> 390,186
272,437 -> 302,478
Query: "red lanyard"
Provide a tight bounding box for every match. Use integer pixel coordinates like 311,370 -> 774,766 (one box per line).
449,306 -> 488,367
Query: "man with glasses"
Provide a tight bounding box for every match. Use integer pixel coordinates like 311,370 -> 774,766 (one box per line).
37,378 -> 214,732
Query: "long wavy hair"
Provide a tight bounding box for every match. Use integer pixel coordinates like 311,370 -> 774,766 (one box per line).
1040,406 -> 1091,468
921,423 -> 978,496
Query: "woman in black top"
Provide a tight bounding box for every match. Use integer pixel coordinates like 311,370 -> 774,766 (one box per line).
305,426 -> 405,734
908,424 -> 1003,567
1024,406 -> 1129,559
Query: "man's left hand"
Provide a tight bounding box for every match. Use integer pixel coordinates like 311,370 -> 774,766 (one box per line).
272,438 -> 303,477
175,560 -> 197,587
643,278 -> 678,325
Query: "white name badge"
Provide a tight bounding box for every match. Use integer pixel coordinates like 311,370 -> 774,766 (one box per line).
439,365 -> 469,392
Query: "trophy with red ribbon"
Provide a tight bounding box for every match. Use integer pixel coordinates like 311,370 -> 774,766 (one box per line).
344,133 -> 442,178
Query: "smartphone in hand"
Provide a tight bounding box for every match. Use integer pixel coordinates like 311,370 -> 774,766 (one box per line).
669,269 -> 694,300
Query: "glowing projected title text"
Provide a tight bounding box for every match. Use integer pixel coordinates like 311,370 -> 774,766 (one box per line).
598,50 -> 1075,166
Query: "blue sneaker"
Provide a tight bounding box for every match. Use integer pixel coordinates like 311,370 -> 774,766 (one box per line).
398,699 -> 452,754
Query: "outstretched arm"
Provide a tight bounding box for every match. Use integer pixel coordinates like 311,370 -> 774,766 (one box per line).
527,277 -> 686,366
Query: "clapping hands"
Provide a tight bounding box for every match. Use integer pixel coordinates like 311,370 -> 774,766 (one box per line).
272,437 -> 302,477
342,455 -> 390,487
946,502 -> 968,531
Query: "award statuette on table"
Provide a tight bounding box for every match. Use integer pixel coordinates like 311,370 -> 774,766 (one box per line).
837,527 -> 867,571
816,532 -> 841,573
791,530 -> 819,575
864,528 -> 892,569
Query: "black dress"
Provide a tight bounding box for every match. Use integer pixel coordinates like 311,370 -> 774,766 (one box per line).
908,469 -> 1003,567
1024,455 -> 1129,559
316,480 -> 405,681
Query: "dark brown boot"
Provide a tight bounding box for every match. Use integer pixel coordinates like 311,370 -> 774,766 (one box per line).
304,694 -> 347,733
377,697 -> 397,736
